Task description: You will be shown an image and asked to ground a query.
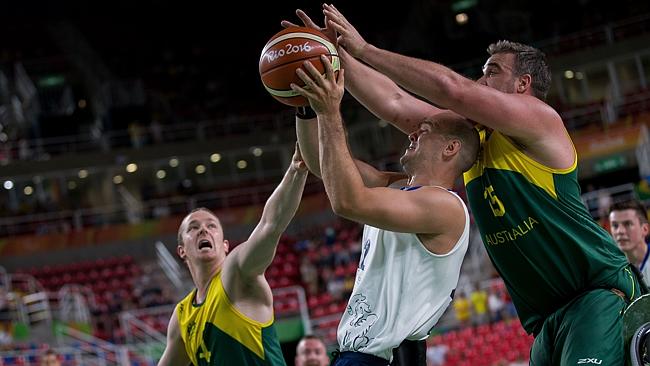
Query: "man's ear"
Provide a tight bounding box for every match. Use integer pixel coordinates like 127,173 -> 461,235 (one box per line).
177,245 -> 186,261
445,139 -> 462,157
518,74 -> 532,94
224,239 -> 230,254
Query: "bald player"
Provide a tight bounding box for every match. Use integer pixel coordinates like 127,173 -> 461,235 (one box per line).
158,145 -> 308,366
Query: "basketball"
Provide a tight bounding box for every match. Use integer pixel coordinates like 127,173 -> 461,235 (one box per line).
259,26 -> 340,107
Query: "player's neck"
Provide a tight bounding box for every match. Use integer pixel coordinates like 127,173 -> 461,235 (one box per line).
190,261 -> 222,303
624,242 -> 648,268
407,172 -> 454,189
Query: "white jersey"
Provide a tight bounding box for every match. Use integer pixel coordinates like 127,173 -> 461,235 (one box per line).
641,244 -> 650,286
337,187 -> 470,361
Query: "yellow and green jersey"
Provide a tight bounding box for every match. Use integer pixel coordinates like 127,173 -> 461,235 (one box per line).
464,128 -> 629,335
176,272 -> 286,366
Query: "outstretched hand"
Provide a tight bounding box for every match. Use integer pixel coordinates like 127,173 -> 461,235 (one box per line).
290,55 -> 345,116
281,9 -> 337,45
322,4 -> 368,58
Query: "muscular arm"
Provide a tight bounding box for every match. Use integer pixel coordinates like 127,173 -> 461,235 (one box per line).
281,8 -> 437,136
304,64 -> 463,237
339,48 -> 442,134
291,55 -> 465,253
296,115 -> 407,187
158,308 -> 190,366
317,101 -> 465,253
325,4 -> 574,169
229,159 -> 308,278
220,158 -> 307,323
221,156 -> 308,323
361,45 -> 560,138
355,45 -> 573,167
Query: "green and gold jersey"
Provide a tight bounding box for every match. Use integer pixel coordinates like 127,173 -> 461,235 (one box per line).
176,272 -> 287,366
464,129 -> 629,335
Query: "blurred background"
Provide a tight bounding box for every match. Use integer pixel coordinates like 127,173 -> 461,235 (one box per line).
0,0 -> 649,365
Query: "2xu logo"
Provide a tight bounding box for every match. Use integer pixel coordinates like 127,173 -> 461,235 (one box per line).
577,359 -> 602,364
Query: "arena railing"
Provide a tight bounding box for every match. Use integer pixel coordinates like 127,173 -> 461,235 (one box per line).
155,241 -> 186,295
451,12 -> 650,78
2,102 -> 647,239
2,110 -> 295,162
55,324 -> 129,365
0,179 -> 324,237
542,13 -> 650,56
580,182 -> 638,220
0,346 -> 84,366
4,14 -> 650,164
118,304 -> 168,362
57,284 -> 96,325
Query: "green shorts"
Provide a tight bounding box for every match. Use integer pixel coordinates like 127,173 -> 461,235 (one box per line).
530,267 -> 641,366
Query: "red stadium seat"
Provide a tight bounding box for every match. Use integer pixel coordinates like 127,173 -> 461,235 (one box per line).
312,306 -> 326,317
318,293 -> 332,306
73,272 -> 88,284
278,277 -> 291,287
308,296 -> 319,308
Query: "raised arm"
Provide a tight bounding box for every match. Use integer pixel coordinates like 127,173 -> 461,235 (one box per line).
349,44 -> 563,146
283,8 -> 440,135
291,57 -> 465,249
228,146 -> 308,278
296,113 -> 406,187
339,47 -> 442,134
158,307 -> 191,366
324,3 -> 574,169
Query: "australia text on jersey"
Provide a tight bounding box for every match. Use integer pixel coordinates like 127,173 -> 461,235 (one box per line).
484,216 -> 540,246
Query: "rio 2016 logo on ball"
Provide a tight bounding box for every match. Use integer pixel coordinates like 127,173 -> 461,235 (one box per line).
259,26 -> 340,107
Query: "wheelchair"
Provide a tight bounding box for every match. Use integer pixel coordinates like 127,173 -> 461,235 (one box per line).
625,294 -> 650,366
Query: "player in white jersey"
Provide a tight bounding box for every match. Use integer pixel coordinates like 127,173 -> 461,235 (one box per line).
290,55 -> 480,365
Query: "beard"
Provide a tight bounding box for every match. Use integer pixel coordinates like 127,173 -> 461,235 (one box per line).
400,153 -> 413,175
399,153 -> 409,170
399,154 -> 407,167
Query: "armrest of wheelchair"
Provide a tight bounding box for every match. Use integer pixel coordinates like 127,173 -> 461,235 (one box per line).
623,294 -> 650,366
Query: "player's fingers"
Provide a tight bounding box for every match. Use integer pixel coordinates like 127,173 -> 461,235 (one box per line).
322,9 -> 339,25
327,18 -> 345,36
302,61 -> 325,83
321,55 -> 334,80
330,3 -> 346,22
290,82 -> 316,100
296,9 -> 319,29
323,9 -> 334,21
323,4 -> 341,19
280,20 -> 299,28
325,6 -> 351,30
295,68 -> 324,95
295,68 -> 314,85
337,68 -> 345,87
322,3 -> 333,13
323,15 -> 338,44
